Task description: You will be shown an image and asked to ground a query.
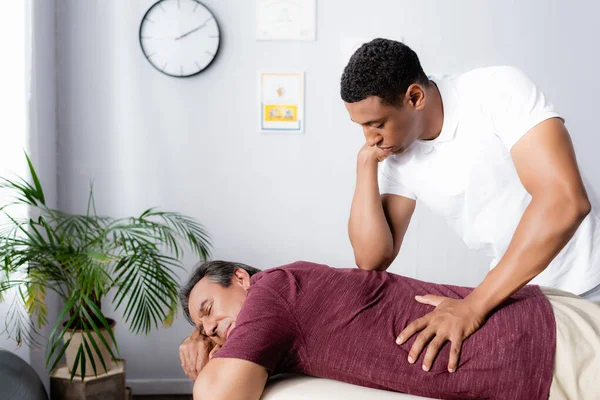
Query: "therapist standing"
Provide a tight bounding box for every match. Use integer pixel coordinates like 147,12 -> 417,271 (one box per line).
342,38 -> 600,373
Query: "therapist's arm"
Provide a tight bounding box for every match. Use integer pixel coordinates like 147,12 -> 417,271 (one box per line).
349,144 -> 416,271
397,117 -> 591,372
467,117 -> 590,308
193,358 -> 268,400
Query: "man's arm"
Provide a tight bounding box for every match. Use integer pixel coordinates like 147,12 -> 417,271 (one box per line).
193,358 -> 268,400
349,145 -> 416,271
179,329 -> 214,380
397,117 -> 591,372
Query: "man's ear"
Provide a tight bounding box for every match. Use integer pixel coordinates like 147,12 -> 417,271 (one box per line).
405,83 -> 426,109
232,268 -> 251,290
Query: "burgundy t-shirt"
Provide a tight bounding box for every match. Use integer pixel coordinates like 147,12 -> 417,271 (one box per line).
213,261 -> 556,400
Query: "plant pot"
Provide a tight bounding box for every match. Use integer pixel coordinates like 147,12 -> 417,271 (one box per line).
62,319 -> 116,376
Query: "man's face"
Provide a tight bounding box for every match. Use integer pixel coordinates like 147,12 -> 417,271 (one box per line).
188,269 -> 251,346
344,85 -> 427,154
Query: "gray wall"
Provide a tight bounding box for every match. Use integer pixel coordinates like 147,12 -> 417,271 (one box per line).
28,0 -> 59,391
54,0 -> 600,393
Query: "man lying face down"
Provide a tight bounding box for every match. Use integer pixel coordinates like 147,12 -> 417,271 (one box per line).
179,261 -> 600,400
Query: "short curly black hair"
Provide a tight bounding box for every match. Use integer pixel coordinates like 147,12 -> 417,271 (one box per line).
341,38 -> 429,106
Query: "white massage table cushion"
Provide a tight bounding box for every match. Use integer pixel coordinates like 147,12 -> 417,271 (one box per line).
261,374 -> 435,400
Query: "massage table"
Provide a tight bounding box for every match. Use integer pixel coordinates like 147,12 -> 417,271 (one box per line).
262,374 -> 435,400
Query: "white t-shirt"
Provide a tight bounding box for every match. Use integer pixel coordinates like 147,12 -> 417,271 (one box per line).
379,66 -> 600,295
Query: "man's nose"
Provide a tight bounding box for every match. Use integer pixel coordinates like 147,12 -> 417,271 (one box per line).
364,129 -> 382,147
204,320 -> 218,337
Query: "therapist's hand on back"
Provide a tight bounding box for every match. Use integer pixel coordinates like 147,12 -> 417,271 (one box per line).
179,329 -> 222,380
396,295 -> 487,373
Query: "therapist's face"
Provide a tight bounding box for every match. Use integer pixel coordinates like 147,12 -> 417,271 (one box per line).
344,83 -> 428,155
188,268 -> 251,346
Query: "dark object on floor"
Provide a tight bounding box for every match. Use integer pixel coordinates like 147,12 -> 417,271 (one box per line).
50,359 -> 125,400
0,348 -> 49,400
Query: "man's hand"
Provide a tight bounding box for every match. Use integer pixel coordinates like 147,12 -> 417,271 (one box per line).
396,295 -> 487,373
358,143 -> 392,164
179,329 -> 216,380
209,344 -> 222,359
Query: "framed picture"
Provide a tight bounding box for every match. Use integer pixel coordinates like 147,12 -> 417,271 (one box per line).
258,71 -> 305,134
256,0 -> 316,41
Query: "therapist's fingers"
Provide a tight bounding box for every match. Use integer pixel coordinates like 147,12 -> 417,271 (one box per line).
397,315 -> 429,345
407,326 -> 436,364
358,142 -> 392,163
422,335 -> 447,372
414,294 -> 446,307
448,338 -> 463,373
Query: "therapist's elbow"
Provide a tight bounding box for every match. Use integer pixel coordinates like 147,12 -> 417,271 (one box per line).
575,197 -> 592,220
564,193 -> 591,225
355,254 -> 393,272
552,192 -> 592,232
352,239 -> 395,271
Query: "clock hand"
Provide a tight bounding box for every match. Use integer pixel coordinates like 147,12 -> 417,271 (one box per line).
175,24 -> 206,40
141,36 -> 176,40
175,18 -> 213,40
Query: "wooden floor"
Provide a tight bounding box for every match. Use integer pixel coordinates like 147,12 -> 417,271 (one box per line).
133,396 -> 192,400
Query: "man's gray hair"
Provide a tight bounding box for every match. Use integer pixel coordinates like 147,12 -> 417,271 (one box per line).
179,260 -> 261,325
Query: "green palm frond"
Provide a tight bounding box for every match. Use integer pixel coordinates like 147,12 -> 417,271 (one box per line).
24,152 -> 45,205
145,210 -> 212,259
0,153 -> 45,207
162,296 -> 179,329
113,250 -> 180,334
1,153 -> 212,380
0,271 -> 24,303
55,216 -> 109,247
2,284 -> 43,348
22,272 -> 48,328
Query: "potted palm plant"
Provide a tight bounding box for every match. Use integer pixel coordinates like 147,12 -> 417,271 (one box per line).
0,155 -> 212,380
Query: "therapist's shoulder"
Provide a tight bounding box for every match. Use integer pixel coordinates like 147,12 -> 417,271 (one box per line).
457,65 -> 530,82
455,66 -> 537,96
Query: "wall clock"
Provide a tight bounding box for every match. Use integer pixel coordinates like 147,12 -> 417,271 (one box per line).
139,0 -> 220,77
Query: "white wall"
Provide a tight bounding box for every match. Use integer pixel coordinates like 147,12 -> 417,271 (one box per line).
0,0 -> 30,364
0,0 -> 57,394
54,0 -> 600,393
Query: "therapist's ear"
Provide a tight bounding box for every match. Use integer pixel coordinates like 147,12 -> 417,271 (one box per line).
405,83 -> 426,110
